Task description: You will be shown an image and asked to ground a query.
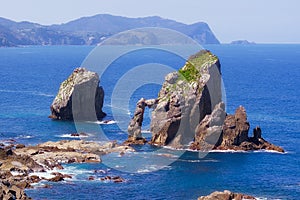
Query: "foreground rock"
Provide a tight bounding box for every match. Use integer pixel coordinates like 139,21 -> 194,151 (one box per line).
14,140 -> 134,170
198,190 -> 256,200
0,140 -> 134,199
49,68 -> 106,120
0,180 -> 31,200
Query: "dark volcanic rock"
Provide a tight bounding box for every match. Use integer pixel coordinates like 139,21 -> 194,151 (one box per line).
49,68 -> 106,121
198,190 -> 256,200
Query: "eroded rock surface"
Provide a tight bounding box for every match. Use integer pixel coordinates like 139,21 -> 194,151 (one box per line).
190,102 -> 226,151
149,50 -> 222,148
50,68 -> 106,120
0,140 -> 134,199
215,106 -> 284,152
126,98 -> 156,145
127,50 -> 284,152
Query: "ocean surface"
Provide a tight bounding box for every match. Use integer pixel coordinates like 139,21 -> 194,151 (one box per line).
0,44 -> 299,200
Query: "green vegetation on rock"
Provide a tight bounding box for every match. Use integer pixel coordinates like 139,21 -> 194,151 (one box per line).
178,50 -> 218,83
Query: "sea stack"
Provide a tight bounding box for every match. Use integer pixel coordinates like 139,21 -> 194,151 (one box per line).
149,50 -> 222,148
49,68 -> 106,121
126,50 -> 284,152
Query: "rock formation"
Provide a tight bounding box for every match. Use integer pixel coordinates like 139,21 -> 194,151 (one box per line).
125,98 -> 156,145
49,68 -> 106,121
198,190 -> 256,200
191,106 -> 284,152
190,102 -> 226,151
0,140 -> 134,199
127,50 -> 284,152
149,50 -> 222,148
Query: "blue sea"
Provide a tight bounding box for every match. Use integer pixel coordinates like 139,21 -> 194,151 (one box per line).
0,44 -> 299,199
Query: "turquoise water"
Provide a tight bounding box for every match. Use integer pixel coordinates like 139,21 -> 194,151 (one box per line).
0,45 -> 299,199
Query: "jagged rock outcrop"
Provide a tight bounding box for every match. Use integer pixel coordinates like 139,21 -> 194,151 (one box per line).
125,98 -> 156,145
149,50 -> 222,148
220,106 -> 250,147
190,102 -> 226,151
49,68 -> 106,121
214,107 -> 284,152
191,105 -> 284,152
198,190 -> 256,200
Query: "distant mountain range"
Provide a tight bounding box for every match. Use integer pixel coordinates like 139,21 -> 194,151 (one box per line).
0,14 -> 220,47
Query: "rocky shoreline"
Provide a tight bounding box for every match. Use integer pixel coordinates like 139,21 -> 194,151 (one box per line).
0,139 -> 134,199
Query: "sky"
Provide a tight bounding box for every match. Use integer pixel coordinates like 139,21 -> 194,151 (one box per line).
0,0 -> 299,43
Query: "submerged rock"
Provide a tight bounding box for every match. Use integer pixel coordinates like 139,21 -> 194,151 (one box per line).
49,67 -> 106,121
198,190 -> 256,200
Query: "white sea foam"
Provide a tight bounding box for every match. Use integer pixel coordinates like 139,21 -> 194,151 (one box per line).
177,159 -> 219,163
58,134 -> 89,138
30,166 -> 92,182
137,165 -> 172,174
252,149 -> 287,154
209,149 -> 248,153
141,130 -> 151,133
16,135 -> 34,139
137,169 -> 151,173
86,120 -> 117,125
10,171 -> 24,176
30,171 -> 56,179
187,148 -> 287,154
60,166 -> 92,176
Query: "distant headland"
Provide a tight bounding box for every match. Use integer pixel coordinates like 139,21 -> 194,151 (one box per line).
0,14 -> 220,47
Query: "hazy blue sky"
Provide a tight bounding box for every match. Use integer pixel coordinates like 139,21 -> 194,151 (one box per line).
1,0 -> 299,43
